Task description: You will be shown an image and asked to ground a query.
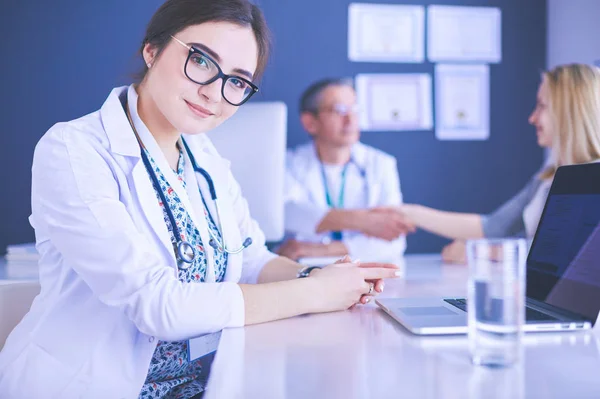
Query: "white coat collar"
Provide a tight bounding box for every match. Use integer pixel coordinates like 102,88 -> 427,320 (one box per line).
99,86 -> 141,158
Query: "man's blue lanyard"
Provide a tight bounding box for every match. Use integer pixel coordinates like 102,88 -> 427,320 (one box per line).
320,163 -> 349,241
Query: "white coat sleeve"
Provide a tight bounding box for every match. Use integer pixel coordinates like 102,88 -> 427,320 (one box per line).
31,126 -> 247,341
343,157 -> 407,260
226,169 -> 278,284
283,156 -> 328,236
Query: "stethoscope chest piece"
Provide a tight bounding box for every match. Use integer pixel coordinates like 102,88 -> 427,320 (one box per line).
177,241 -> 196,269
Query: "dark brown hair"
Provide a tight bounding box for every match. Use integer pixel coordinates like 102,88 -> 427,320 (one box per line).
137,0 -> 271,82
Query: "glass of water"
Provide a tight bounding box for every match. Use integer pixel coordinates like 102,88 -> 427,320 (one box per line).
467,238 -> 527,367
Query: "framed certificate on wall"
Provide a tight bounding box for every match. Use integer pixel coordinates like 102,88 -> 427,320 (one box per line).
348,3 -> 425,63
356,73 -> 433,131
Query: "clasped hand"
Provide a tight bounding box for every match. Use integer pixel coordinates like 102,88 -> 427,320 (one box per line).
364,206 -> 416,241
309,255 -> 401,312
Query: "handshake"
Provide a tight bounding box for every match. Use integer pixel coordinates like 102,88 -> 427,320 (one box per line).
356,205 -> 417,241
277,204 -> 421,261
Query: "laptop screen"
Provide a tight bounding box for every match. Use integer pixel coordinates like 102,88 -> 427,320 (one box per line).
527,163 -> 600,322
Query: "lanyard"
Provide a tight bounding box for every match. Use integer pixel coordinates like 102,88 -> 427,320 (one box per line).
320,163 -> 349,242
321,163 -> 349,209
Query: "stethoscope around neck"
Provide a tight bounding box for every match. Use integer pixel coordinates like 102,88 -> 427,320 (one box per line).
123,99 -> 252,269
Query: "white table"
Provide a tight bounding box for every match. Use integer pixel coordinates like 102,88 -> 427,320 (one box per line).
204,254 -> 600,399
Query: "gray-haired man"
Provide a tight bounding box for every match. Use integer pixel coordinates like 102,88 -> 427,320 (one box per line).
278,78 -> 414,261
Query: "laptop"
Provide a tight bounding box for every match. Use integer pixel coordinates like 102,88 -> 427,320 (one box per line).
377,163 -> 600,335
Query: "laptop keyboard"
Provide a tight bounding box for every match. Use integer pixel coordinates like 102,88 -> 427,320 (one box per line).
444,298 -> 560,321
444,298 -> 467,312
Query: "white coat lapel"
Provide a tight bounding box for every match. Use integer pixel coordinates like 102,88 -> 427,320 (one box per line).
100,86 -> 176,264
350,143 -> 378,206
130,162 -> 177,264
360,162 -> 380,206
365,170 -> 380,206
304,144 -> 329,208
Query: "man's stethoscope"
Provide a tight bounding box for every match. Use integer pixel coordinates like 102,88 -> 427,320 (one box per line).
124,100 -> 252,269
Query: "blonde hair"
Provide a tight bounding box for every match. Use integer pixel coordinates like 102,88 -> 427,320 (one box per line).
540,63 -> 600,179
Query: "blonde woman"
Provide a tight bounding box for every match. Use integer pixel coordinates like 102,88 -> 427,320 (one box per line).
400,63 -> 600,263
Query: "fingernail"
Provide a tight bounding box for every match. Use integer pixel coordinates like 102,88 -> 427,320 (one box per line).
394,271 -> 403,277
365,297 -> 370,303
377,285 -> 384,292
353,258 -> 361,264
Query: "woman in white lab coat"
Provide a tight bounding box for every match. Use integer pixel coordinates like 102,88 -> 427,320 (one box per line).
0,1 -> 400,398
399,63 -> 600,263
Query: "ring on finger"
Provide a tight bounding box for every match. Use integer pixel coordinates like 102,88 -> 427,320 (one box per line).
368,282 -> 374,295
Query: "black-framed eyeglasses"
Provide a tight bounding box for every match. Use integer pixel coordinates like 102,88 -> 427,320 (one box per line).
171,36 -> 259,106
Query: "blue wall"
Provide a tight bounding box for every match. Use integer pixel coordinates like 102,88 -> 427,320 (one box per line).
1,0 -> 546,254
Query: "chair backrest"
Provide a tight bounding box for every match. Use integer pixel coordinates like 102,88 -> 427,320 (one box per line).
207,101 -> 287,242
0,282 -> 40,350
